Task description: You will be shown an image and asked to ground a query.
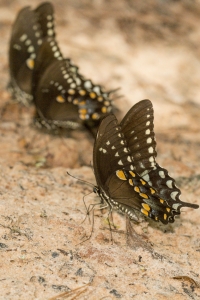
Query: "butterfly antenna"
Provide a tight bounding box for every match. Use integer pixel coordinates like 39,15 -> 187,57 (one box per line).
67,172 -> 95,189
108,87 -> 121,95
113,94 -> 124,100
81,191 -> 95,224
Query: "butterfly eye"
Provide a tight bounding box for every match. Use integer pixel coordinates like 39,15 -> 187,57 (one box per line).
93,187 -> 100,195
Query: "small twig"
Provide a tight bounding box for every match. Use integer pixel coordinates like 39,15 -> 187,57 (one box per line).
48,284 -> 89,300
172,276 -> 200,288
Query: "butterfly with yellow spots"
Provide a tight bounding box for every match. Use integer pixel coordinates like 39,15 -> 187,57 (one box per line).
93,100 -> 199,224
32,36 -> 115,135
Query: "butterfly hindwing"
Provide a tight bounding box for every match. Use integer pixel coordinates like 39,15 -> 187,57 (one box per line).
34,59 -> 82,130
33,47 -> 113,131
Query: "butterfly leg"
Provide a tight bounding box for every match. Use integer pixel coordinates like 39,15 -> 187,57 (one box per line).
106,202 -> 115,244
78,202 -> 103,245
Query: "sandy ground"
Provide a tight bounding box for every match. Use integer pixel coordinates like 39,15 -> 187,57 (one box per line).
0,0 -> 200,299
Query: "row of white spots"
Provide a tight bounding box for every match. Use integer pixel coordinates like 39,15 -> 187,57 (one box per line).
32,23 -> 42,45
50,80 -> 67,100
110,199 -> 136,220
48,39 -> 62,60
46,14 -> 54,36
60,62 -> 111,114
111,200 -> 135,218
19,34 -> 36,67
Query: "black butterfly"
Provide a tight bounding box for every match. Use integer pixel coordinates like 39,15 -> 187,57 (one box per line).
8,2 -> 55,105
93,99 -> 199,224
32,39 -> 114,133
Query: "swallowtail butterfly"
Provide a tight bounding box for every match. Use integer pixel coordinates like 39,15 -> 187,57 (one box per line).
93,99 -> 199,224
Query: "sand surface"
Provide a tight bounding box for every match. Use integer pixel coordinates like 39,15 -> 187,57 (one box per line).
0,1 -> 200,299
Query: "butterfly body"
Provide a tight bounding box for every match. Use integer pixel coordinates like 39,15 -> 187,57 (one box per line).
93,100 -> 199,224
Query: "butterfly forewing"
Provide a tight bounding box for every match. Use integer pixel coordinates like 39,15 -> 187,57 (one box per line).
8,2 -> 55,104
94,114 -> 132,189
9,7 -> 40,98
35,2 -> 55,38
32,37 -> 63,97
120,99 -> 157,175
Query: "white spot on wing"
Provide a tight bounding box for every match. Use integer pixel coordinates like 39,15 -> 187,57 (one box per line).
139,161 -> 145,168
147,137 -> 152,144
142,173 -> 150,182
146,129 -> 150,135
166,180 -> 173,188
159,171 -> 165,178
148,147 -> 154,153
99,148 -> 107,153
28,45 -> 34,53
93,86 -> 100,95
84,80 -> 92,89
171,191 -> 178,201
20,34 -> 27,42
172,203 -> 182,210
